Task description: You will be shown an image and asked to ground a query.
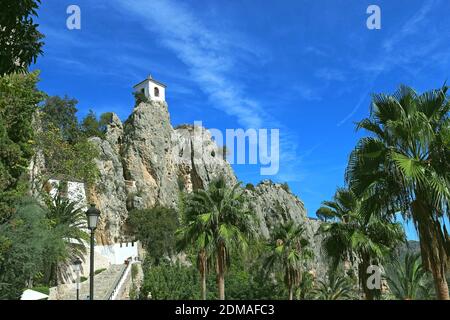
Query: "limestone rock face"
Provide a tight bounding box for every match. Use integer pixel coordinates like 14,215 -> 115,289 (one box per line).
121,101 -> 179,210
245,181 -> 326,278
59,100 -> 324,277
172,125 -> 237,192
90,102 -> 236,244
89,135 -> 128,244
245,180 -> 307,238
30,98 -> 327,277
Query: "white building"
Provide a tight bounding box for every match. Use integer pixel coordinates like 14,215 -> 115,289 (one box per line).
133,74 -> 166,102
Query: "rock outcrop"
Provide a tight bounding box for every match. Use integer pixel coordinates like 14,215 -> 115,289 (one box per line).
245,180 -> 326,278
89,100 -> 237,244
33,99 -> 325,276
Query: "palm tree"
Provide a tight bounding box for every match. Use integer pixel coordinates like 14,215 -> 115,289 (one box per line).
385,252 -> 434,300
311,273 -> 355,300
181,176 -> 256,300
264,221 -> 313,300
345,85 -> 450,299
176,217 -> 211,300
44,189 -> 89,285
317,188 -> 404,300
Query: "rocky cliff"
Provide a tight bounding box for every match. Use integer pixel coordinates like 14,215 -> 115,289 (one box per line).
88,100 -> 238,243
79,100 -> 325,276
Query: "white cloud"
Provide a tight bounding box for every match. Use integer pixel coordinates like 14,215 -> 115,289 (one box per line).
111,0 -> 269,129
338,0 -> 442,126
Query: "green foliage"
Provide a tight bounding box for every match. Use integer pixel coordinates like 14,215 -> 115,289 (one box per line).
80,276 -> 87,283
131,263 -> 139,280
94,268 -> 106,275
140,246 -> 286,300
317,187 -> 404,299
311,273 -> 356,300
0,198 -> 50,299
41,95 -> 80,143
141,260 -> 200,300
41,189 -> 89,286
215,249 -> 285,300
31,286 -> 49,295
245,183 -> 255,191
0,71 -> 45,222
128,206 -> 179,265
178,176 -> 257,299
80,110 -> 112,139
0,0 -> 44,75
36,124 -> 100,185
345,85 -> 450,299
385,252 -> 435,300
36,95 -> 102,186
81,110 -> 104,139
263,220 -> 313,299
133,91 -> 149,106
280,182 -> 290,193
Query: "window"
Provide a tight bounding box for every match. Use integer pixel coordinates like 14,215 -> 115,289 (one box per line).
154,87 -> 160,97
140,88 -> 145,95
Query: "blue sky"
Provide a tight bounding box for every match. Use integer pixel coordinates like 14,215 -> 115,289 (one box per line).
33,0 -> 450,240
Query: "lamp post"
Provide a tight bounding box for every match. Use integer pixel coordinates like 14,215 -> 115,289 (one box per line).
73,258 -> 82,300
85,204 -> 100,301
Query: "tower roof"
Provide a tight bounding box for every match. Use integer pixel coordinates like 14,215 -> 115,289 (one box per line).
133,74 -> 167,88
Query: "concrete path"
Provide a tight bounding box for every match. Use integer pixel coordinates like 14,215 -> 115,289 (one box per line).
59,264 -> 126,300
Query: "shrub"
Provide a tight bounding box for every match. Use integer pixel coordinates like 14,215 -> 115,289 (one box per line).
141,260 -> 199,300
94,268 -> 106,275
280,182 -> 290,193
245,183 -> 255,191
127,206 -> 179,265
31,286 -> 49,295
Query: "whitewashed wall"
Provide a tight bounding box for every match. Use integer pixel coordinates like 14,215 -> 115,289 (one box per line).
134,80 -> 166,101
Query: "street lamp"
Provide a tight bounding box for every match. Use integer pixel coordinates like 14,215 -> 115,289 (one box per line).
86,204 -> 100,301
73,258 -> 82,300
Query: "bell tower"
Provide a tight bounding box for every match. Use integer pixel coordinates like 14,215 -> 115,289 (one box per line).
133,74 -> 166,102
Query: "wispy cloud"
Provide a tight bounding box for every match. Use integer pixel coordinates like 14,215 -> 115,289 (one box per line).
315,68 -> 346,82
291,83 -> 322,101
338,0 -> 442,126
110,0 -> 270,129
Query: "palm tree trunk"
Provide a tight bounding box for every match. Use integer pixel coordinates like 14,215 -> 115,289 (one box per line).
201,271 -> 207,300
359,260 -> 375,300
412,199 -> 450,300
216,244 -> 225,300
199,250 -> 207,300
288,283 -> 293,300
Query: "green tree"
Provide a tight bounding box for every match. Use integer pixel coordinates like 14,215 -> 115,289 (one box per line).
0,71 -> 45,222
317,188 -> 404,300
42,189 -> 89,286
36,124 -> 99,185
177,222 -> 210,300
345,85 -> 450,299
0,0 -> 44,75
41,95 -> 80,142
128,206 -> 179,265
140,260 -> 200,300
311,273 -> 356,300
181,176 -> 256,300
80,110 -> 112,139
0,198 -> 50,299
263,221 -> 313,300
385,252 -> 434,300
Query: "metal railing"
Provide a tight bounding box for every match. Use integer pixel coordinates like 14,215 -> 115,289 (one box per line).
103,263 -> 128,300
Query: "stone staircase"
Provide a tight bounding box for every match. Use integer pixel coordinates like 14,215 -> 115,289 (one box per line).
58,264 -> 126,300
